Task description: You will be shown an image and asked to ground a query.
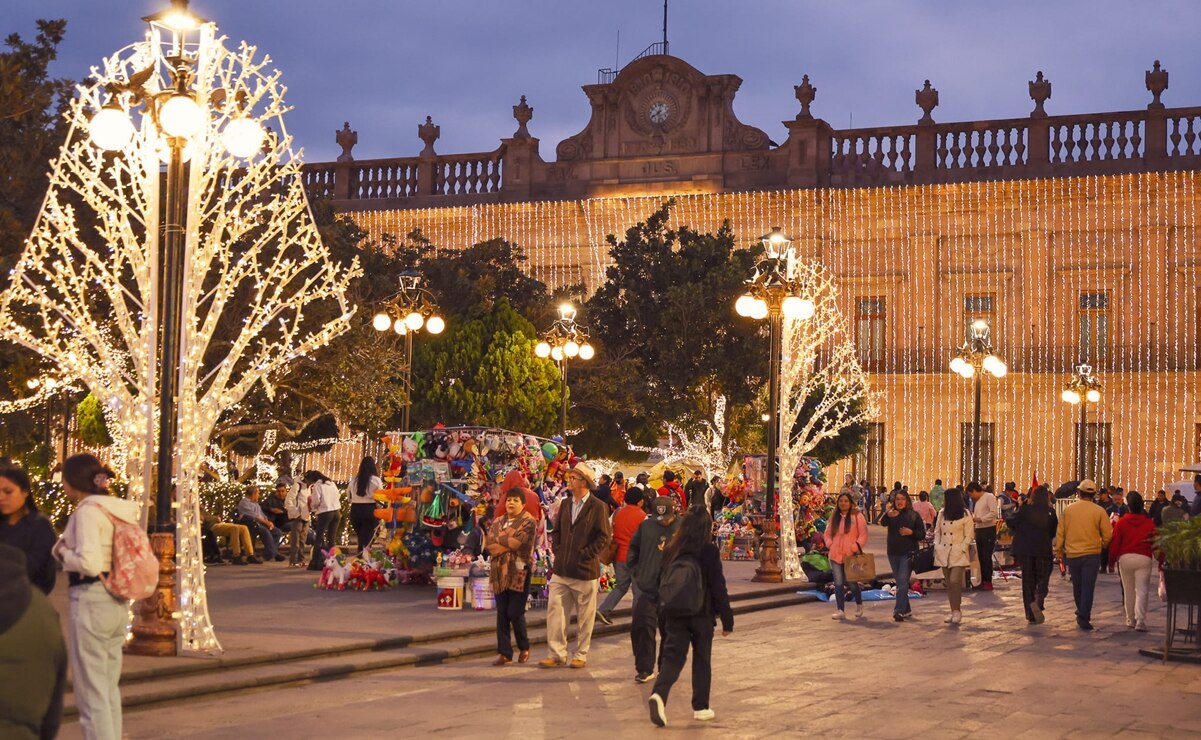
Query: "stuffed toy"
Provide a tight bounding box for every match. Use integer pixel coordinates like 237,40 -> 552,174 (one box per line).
381,435 -> 406,479
316,548 -> 350,590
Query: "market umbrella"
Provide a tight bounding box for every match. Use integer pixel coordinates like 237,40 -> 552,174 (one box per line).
1054,480 -> 1079,499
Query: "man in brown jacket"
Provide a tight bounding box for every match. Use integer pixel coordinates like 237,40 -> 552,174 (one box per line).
541,461 -> 612,669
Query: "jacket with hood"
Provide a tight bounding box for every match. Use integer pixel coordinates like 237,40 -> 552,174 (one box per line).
658,480 -> 686,512
626,515 -> 683,596
56,494 -> 141,577
0,544 -> 67,740
1108,512 -> 1157,568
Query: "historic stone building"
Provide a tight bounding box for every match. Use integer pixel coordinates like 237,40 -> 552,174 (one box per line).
304,54 -> 1201,493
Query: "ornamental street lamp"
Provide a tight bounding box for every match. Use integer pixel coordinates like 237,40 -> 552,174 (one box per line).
1061,363 -> 1102,481
370,273 -> 444,433
735,227 -> 816,584
534,303 -> 594,439
87,0 -> 266,656
950,319 -> 1008,485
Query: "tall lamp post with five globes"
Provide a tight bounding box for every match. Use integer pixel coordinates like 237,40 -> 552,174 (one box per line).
1061,363 -> 1102,481
534,303 -> 595,440
735,227 -> 816,584
371,273 -> 445,433
949,319 -> 1008,485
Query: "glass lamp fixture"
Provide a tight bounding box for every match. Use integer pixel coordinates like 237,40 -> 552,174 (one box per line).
578,343 -> 595,360
564,340 -> 580,358
425,315 -> 445,335
735,294 -> 757,317
392,319 -> 407,335
1086,388 -> 1101,403
158,94 -> 204,138
371,312 -> 391,332
90,104 -> 136,151
1062,389 -> 1081,405
404,312 -> 424,331
221,117 -> 265,158
949,357 -> 967,375
550,346 -> 564,361
534,341 -> 551,358
558,303 -> 577,321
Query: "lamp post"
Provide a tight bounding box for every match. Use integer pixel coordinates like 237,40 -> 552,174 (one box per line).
370,273 -> 445,433
735,227 -> 816,584
949,320 -> 1008,485
1061,363 -> 1102,481
87,0 -> 266,655
534,303 -> 595,439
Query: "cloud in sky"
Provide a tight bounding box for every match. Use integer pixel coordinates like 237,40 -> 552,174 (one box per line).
5,0 -> 1199,162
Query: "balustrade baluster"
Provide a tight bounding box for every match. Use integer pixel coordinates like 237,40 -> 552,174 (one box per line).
949,130 -> 964,169
1183,117 -> 1197,156
986,129 -> 1000,166
1169,118 -> 1183,156
1116,121 -> 1130,158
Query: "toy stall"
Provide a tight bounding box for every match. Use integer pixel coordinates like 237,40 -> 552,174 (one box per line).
712,455 -> 831,563
317,424 -> 608,612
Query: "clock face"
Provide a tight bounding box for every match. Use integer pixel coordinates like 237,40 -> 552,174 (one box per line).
648,101 -> 670,125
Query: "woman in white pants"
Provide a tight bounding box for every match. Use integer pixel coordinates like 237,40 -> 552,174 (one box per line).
1108,492 -> 1157,632
54,453 -> 140,740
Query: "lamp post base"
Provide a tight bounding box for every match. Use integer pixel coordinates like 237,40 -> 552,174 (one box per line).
752,519 -> 783,583
125,531 -> 178,657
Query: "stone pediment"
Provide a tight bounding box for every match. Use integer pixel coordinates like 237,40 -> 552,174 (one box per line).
556,55 -> 771,162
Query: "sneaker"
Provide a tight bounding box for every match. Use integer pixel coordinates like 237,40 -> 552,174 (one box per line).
854,604 -> 863,618
246,555 -> 263,564
944,613 -> 955,624
893,613 -> 905,622
831,610 -> 846,620
950,611 -> 962,625
1030,601 -> 1044,624
635,672 -> 655,683
1077,619 -> 1094,631
230,556 -> 247,565
693,709 -> 716,721
649,694 -> 667,727
899,611 -> 912,619
596,612 -> 614,626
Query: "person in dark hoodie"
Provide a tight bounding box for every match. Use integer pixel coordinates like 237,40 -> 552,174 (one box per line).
658,470 -> 687,512
879,489 -> 926,621
626,495 -> 682,683
0,542 -> 67,740
0,466 -> 58,594
647,507 -> 733,727
1006,484 -> 1058,624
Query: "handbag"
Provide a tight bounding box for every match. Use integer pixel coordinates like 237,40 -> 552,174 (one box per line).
599,537 -> 618,566
844,550 -> 876,581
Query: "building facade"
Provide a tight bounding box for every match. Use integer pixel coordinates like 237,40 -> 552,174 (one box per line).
303,55 -> 1201,493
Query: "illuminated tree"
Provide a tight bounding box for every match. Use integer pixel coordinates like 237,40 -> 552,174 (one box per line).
0,23 -> 358,650
774,260 -> 879,580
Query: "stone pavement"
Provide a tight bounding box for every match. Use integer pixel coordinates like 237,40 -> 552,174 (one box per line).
58,563 -> 1201,739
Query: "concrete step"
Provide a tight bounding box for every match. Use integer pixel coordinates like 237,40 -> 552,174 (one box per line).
65,588 -> 817,716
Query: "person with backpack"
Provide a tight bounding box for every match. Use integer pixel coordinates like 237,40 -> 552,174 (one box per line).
282,477 -> 311,567
647,507 -> 733,727
52,453 -> 138,740
880,490 -> 926,621
1006,484 -> 1058,624
933,487 -> 974,625
826,492 -> 869,620
626,495 -> 682,683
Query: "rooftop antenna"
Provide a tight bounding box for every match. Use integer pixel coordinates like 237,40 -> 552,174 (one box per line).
616,29 -> 620,70
663,0 -> 669,53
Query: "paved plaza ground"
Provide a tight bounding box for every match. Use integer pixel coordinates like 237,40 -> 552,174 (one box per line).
56,557 -> 1201,740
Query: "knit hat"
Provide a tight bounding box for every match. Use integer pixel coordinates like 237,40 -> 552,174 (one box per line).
651,495 -> 675,522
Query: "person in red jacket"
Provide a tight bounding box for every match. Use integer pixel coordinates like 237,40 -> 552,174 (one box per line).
658,471 -> 687,512
1108,491 -> 1157,632
597,489 -> 648,625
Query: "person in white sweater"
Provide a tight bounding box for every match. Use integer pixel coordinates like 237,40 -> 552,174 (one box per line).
304,470 -> 342,571
53,453 -> 139,740
933,488 -> 975,625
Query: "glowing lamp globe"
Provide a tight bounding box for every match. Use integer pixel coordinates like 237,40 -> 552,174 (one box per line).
26,378 -> 40,390
749,298 -> 769,320
1062,389 -> 1081,405
371,312 -> 391,332
735,294 -> 757,317
982,355 -> 1005,376
159,94 -> 204,138
426,315 -> 445,335
221,117 -> 265,158
782,296 -> 816,320
392,319 -> 407,335
43,378 -> 58,391
90,106 -> 135,151
550,346 -> 564,361
949,357 -> 967,375
404,312 -> 424,331
1086,388 -> 1101,403
989,361 -> 1008,378
959,363 -> 976,379
535,341 -> 551,358
578,343 -> 595,360
564,341 -> 580,358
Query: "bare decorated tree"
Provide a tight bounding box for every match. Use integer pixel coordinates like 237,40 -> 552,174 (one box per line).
0,21 -> 358,650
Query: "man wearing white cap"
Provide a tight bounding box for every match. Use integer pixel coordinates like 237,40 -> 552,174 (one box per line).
540,461 -> 612,669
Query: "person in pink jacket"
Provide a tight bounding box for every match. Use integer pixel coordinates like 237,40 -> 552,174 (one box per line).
826,492 -> 869,620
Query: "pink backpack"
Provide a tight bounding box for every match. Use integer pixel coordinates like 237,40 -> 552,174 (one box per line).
89,504 -> 159,601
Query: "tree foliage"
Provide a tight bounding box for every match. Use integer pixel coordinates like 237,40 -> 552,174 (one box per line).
75,393 -> 112,447
412,299 -> 560,435
572,201 -> 769,458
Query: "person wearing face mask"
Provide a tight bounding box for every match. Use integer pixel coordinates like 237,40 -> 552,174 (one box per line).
0,465 -> 58,594
52,453 -> 139,740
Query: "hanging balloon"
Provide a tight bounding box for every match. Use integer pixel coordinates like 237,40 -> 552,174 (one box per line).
541,442 -> 559,461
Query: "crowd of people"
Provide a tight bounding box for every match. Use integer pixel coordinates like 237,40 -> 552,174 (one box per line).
834,472 -> 1200,632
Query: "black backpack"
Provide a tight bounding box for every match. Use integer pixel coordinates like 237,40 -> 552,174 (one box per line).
659,554 -> 707,618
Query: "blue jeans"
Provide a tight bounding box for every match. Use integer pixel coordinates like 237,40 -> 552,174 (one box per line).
249,521 -> 281,558
1066,553 -> 1102,623
888,553 -> 912,615
830,560 -> 862,611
